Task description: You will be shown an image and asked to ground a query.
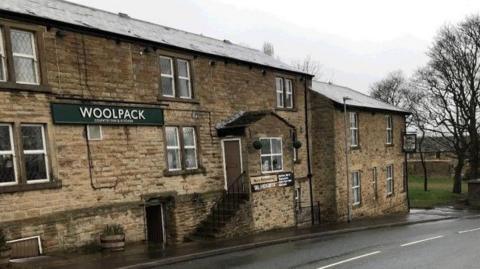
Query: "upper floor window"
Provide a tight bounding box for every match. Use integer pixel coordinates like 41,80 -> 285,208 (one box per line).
165,126 -> 198,172
260,137 -> 283,173
0,23 -> 44,87
0,123 -> 50,187
275,77 -> 294,109
386,115 -> 393,145
160,56 -> 192,99
349,112 -> 359,147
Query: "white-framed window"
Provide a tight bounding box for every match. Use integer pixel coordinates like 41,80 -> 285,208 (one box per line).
349,112 -> 359,147
352,171 -> 361,205
260,137 -> 283,173
386,115 -> 393,145
275,77 -> 284,108
87,125 -> 102,141
275,77 -> 294,109
11,29 -> 39,85
176,59 -> 192,99
165,127 -> 181,171
285,79 -> 293,108
160,56 -> 175,97
21,124 -> 49,183
0,28 -> 6,82
182,127 -> 197,170
0,124 -> 17,186
386,164 -> 394,195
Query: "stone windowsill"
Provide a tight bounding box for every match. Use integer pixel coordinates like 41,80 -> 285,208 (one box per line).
275,107 -> 298,112
0,82 -> 51,93
0,180 -> 62,194
158,96 -> 200,104
163,167 -> 206,177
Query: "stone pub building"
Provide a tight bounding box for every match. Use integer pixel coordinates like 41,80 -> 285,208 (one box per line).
0,0 -> 312,254
0,0 -> 411,257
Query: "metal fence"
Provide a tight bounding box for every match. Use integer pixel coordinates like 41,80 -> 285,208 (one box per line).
295,201 -> 321,226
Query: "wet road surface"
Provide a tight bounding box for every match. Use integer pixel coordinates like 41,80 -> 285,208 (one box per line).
159,216 -> 480,269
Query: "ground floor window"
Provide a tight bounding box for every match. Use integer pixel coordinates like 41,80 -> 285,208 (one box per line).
352,171 -> 361,205
165,126 -> 198,171
386,165 -> 394,195
260,137 -> 283,173
0,123 -> 50,186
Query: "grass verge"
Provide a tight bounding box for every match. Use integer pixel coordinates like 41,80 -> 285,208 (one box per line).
409,175 -> 468,209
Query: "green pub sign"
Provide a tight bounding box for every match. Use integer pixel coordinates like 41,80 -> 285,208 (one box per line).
51,103 -> 164,126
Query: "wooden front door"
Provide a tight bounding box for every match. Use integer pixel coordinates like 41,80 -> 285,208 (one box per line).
223,139 -> 243,191
146,205 -> 164,244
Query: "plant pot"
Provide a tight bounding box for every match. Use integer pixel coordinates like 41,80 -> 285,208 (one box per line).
0,247 -> 11,266
100,234 -> 125,252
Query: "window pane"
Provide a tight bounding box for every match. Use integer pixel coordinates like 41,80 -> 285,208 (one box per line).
353,189 -> 359,203
286,93 -> 293,108
167,149 -> 181,170
178,79 -> 191,98
0,56 -> 5,81
0,28 -> 5,81
261,156 -> 271,172
14,57 -> 37,84
276,92 -> 284,107
260,139 -> 271,154
25,153 -> 47,181
160,57 -> 172,75
161,77 -> 174,96
271,139 -> 282,154
184,148 -> 197,169
11,30 -> 34,55
0,154 -> 15,184
21,125 -> 44,150
275,77 -> 283,91
0,126 -> 11,151
182,127 -> 195,146
177,60 -> 189,77
165,127 -> 179,147
272,155 -> 282,171
285,79 -> 293,93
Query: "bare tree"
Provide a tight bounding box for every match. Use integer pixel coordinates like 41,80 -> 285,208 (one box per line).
262,42 -> 275,57
292,55 -> 322,78
370,70 -> 409,107
417,15 -> 480,193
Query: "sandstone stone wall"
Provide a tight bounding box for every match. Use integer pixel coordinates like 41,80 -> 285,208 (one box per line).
0,18 -> 308,251
309,93 -> 408,222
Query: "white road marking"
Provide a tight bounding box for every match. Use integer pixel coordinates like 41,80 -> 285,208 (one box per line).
458,227 -> 480,234
400,235 -> 444,247
316,251 -> 381,269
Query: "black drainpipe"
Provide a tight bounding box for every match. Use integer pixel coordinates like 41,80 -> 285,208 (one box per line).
304,75 -> 316,225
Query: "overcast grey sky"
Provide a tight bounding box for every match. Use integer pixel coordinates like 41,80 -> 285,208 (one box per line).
68,0 -> 480,93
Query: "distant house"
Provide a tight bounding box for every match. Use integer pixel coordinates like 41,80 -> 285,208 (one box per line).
308,81 -> 410,222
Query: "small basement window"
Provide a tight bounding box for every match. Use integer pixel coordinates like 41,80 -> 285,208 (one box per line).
87,125 -> 102,140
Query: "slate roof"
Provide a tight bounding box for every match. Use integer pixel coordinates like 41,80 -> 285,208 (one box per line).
0,0 -> 308,75
311,81 -> 410,114
217,111 -> 295,130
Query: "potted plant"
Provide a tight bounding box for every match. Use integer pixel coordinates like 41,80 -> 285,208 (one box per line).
100,224 -> 125,251
0,229 -> 11,266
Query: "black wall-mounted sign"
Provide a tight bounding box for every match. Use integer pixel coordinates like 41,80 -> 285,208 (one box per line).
251,172 -> 295,192
51,103 -> 164,126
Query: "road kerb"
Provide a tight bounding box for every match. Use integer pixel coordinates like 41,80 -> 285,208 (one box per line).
118,216 -> 458,269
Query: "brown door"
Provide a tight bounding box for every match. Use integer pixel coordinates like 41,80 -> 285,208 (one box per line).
223,140 -> 242,191
146,205 -> 164,244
